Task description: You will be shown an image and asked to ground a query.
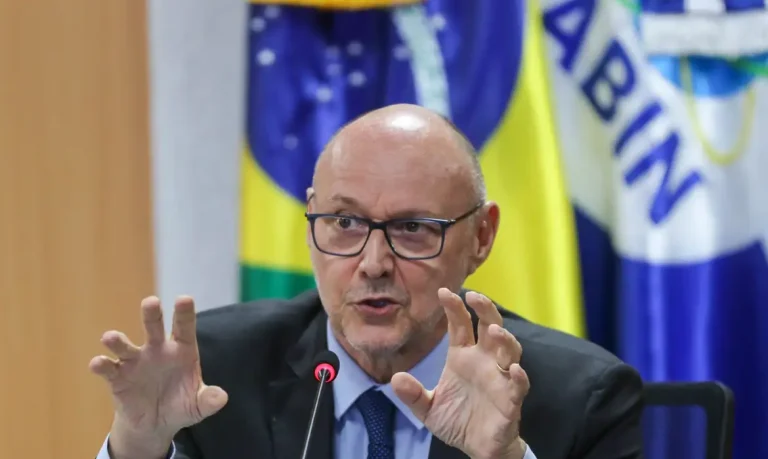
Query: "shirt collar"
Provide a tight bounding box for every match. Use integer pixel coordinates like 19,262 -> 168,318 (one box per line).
326,320 -> 448,430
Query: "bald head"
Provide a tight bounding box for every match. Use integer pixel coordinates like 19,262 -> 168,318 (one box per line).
312,104 -> 485,203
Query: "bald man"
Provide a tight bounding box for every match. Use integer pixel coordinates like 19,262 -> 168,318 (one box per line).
93,104 -> 644,459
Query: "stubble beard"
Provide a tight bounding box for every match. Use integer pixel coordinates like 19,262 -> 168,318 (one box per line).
333,303 -> 447,381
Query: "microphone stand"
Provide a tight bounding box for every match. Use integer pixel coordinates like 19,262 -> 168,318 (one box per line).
299,368 -> 330,459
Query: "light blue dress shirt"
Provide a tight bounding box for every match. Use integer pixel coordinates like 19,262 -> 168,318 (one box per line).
96,321 -> 536,459
326,320 -> 442,459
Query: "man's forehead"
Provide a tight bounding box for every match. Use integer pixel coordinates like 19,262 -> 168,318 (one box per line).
311,165 -> 458,218
316,166 -> 448,202
317,150 -> 463,200
318,192 -> 446,218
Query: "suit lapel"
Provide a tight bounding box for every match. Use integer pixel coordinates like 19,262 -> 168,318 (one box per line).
428,436 -> 470,459
267,309 -> 335,459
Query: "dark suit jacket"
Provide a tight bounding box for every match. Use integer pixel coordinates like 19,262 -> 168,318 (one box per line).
170,289 -> 644,459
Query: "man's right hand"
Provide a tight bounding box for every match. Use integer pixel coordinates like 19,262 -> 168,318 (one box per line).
89,296 -> 228,459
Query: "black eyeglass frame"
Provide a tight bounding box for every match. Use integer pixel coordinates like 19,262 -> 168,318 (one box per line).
304,202 -> 484,261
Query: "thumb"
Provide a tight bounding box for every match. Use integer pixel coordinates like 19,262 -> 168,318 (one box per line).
391,372 -> 433,422
197,385 -> 229,419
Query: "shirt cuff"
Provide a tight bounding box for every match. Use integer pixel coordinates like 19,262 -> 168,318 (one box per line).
96,433 -> 176,459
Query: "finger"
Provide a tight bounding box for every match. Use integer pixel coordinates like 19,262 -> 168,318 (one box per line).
438,288 -> 474,347
494,363 -> 530,421
489,324 -> 523,369
171,295 -> 197,346
196,385 -> 229,420
101,330 -> 141,361
141,296 -> 166,346
507,363 -> 530,406
391,371 -> 433,422
89,355 -> 120,381
464,291 -> 502,352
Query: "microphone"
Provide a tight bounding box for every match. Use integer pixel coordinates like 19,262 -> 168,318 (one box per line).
300,350 -> 340,459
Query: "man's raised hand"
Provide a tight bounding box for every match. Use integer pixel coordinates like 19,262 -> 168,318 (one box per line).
89,296 -> 228,459
391,289 -> 530,459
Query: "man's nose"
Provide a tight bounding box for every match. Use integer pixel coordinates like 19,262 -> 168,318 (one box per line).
358,229 -> 395,278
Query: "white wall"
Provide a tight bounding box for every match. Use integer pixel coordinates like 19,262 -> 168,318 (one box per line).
147,0 -> 247,326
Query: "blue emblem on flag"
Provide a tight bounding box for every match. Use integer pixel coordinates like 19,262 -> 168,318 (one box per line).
650,54 -> 768,97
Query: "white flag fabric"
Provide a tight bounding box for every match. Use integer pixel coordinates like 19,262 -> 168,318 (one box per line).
540,0 -> 768,457
639,0 -> 768,56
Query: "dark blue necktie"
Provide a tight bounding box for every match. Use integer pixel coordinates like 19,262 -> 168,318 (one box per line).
355,388 -> 396,459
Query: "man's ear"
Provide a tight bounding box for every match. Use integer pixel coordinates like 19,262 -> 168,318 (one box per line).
467,202 -> 500,276
306,187 -> 315,204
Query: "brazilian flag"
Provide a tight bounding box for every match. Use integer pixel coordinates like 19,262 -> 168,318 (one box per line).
239,0 -> 584,336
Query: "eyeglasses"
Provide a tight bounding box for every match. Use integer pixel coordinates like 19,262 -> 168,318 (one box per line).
304,202 -> 483,260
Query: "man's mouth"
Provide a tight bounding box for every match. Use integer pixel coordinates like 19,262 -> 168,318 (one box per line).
359,298 -> 397,308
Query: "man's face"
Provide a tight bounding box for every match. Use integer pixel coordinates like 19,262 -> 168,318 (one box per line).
307,111 -> 493,360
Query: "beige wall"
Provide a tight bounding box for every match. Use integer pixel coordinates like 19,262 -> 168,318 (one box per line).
0,1 -> 154,457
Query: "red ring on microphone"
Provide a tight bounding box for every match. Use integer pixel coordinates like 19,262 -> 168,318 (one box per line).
314,363 -> 337,383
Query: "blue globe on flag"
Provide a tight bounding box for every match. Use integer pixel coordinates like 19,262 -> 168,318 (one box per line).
650,53 -> 768,97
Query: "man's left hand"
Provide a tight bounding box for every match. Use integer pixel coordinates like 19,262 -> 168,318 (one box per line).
392,288 -> 530,459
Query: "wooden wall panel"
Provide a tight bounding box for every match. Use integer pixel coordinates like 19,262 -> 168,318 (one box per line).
0,1 -> 154,457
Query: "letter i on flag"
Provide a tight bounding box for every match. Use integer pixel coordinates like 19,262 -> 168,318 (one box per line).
239,0 -> 585,337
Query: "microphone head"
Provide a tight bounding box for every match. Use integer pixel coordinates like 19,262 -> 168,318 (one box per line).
312,350 -> 340,383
